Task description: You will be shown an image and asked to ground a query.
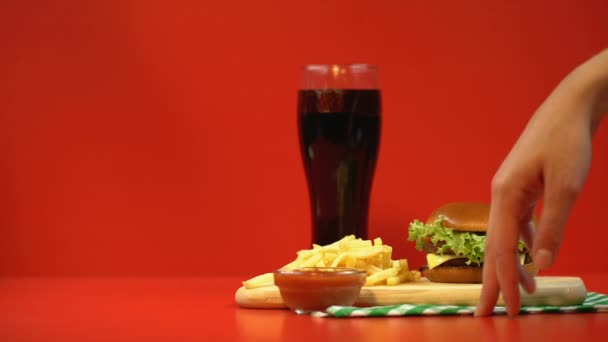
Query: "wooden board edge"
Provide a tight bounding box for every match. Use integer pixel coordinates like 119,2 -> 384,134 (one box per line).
515,277 -> 587,307
235,276 -> 588,309
235,285 -> 286,309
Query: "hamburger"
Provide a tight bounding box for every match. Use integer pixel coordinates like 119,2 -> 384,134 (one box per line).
407,202 -> 537,283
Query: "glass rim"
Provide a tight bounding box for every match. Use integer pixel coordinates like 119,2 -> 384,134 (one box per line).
301,63 -> 378,71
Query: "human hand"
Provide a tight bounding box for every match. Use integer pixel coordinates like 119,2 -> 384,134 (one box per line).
476,49 -> 608,316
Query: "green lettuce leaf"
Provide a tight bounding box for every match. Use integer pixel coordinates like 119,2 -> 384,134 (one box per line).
408,215 -> 525,266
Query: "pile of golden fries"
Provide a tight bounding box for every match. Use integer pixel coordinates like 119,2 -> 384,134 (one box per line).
242,235 -> 421,289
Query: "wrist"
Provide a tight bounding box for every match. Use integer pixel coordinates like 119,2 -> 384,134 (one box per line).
554,49 -> 608,132
571,49 -> 608,125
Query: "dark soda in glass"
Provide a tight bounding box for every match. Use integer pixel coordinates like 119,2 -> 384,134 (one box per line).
298,89 -> 381,246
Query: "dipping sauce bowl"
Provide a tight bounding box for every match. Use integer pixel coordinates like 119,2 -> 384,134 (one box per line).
273,267 -> 366,313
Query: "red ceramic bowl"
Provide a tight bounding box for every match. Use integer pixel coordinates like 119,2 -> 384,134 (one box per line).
273,267 -> 366,313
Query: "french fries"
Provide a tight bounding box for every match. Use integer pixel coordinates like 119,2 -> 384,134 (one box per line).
242,235 -> 421,289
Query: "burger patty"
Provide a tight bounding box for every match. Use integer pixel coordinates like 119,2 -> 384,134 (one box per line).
421,238 -> 529,255
420,253 -> 533,269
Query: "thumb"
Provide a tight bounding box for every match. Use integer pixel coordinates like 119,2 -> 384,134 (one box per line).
532,183 -> 580,270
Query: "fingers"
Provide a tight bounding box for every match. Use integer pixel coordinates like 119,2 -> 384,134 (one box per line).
476,197 -> 523,316
492,200 -> 525,317
476,229 -> 499,316
513,204 -> 537,295
478,173 -> 540,317
519,262 -> 535,294
532,179 -> 581,270
479,172 -> 581,317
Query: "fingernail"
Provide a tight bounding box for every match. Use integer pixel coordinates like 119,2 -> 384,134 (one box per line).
535,249 -> 553,270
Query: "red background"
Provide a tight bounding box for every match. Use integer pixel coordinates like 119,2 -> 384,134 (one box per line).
1,0 -> 607,277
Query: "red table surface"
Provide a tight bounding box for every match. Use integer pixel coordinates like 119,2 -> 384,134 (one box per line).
1,274 -> 607,341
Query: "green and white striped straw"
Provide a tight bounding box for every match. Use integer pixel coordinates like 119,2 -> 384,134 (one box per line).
313,292 -> 608,318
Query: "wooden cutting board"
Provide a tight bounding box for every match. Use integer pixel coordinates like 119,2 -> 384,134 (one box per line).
235,276 -> 587,309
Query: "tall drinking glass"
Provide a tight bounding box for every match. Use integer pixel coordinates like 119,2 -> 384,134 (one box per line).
297,64 -> 382,246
